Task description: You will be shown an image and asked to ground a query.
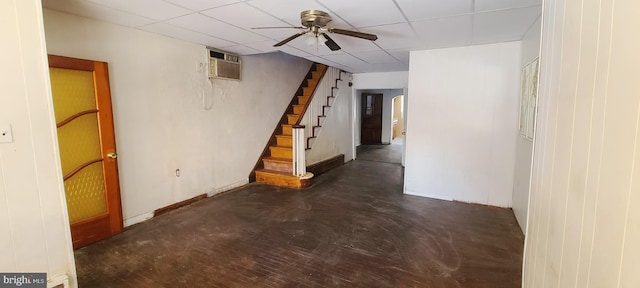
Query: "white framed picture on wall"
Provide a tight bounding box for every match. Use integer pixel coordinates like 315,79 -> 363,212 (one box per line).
519,58 -> 539,140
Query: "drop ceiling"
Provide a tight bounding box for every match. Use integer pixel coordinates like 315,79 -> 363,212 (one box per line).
41,0 -> 541,73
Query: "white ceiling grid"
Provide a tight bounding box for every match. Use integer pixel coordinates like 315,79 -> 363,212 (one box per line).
42,0 -> 542,73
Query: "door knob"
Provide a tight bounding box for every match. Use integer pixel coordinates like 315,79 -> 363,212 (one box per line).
107,152 -> 118,159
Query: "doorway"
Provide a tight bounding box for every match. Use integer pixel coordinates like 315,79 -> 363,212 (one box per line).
356,91 -> 403,165
48,55 -> 123,249
391,95 -> 404,143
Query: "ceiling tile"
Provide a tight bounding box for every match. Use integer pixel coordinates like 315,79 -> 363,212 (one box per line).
472,6 -> 541,44
395,0 -> 473,21
164,0 -> 245,11
167,13 -> 267,44
243,40 -> 280,53
139,22 -> 235,48
42,0 -> 155,27
305,56 -> 342,67
218,45 -> 262,55
43,0 -> 543,73
348,62 -> 408,73
201,3 -> 297,39
474,0 -> 542,12
412,15 -> 473,49
350,50 -> 398,64
86,0 -> 192,20
386,49 -> 410,63
246,0 -> 326,27
317,0 -> 405,27
359,23 -> 422,50
275,45 -> 314,58
320,53 -> 367,67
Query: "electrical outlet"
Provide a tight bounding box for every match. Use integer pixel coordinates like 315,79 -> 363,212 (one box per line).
0,124 -> 13,143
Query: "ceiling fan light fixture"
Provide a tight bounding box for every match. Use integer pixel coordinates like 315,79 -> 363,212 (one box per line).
254,9 -> 378,51
304,33 -> 317,46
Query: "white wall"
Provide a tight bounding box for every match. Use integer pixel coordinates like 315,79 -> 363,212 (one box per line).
43,10 -> 312,226
405,42 -> 520,207
523,0 -> 640,287
0,1 -> 77,286
306,74 -> 354,164
513,17 -> 542,233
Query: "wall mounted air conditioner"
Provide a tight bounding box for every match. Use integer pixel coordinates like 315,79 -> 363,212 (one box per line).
208,49 -> 241,81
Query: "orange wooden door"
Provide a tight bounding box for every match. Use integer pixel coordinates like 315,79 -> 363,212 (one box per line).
48,55 -> 123,249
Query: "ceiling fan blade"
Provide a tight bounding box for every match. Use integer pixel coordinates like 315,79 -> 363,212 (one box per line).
329,28 -> 378,41
321,33 -> 341,51
251,26 -> 305,29
274,32 -> 306,47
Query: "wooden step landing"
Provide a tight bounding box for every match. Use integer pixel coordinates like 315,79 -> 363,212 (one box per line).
255,169 -> 312,188
287,114 -> 299,124
281,124 -> 292,135
269,145 -> 292,159
262,157 -> 293,173
275,135 -> 292,147
293,104 -> 305,115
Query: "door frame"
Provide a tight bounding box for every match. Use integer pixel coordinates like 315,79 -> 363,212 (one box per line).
352,88 -> 408,166
48,55 -> 123,248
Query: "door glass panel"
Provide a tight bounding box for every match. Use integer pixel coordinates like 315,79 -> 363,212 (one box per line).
64,162 -> 107,223
56,114 -> 101,175
50,67 -> 107,223
49,68 -> 96,122
365,95 -> 373,116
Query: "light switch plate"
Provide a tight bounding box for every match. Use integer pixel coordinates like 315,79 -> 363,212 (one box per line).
0,124 -> 14,143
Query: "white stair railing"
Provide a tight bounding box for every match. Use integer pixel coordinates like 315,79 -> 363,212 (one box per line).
298,66 -> 341,149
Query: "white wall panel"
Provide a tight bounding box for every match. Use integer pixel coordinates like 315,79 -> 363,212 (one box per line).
0,0 -> 76,285
512,16 -> 541,233
405,42 -> 520,207
523,0 -> 640,286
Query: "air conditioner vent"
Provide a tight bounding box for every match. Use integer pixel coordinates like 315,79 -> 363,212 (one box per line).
208,49 -> 241,81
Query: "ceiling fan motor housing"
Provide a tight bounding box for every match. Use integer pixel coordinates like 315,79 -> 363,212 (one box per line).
301,10 -> 332,28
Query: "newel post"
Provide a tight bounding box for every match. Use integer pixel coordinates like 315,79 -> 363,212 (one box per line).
292,125 -> 307,176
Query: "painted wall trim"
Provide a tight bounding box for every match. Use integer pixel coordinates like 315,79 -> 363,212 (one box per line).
404,190 -> 454,202
123,212 -> 154,227
208,178 -> 249,197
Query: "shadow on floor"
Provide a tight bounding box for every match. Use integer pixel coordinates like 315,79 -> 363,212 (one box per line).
74,154 -> 524,287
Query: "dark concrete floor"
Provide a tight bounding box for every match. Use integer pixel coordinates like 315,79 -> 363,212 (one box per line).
356,137 -> 403,164
75,144 -> 524,288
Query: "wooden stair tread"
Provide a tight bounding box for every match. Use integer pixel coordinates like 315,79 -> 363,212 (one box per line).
275,135 -> 292,139
263,157 -> 292,163
270,145 -> 292,150
256,169 -> 296,176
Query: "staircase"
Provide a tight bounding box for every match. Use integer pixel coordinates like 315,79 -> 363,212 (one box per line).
298,67 -> 345,150
251,63 -> 328,188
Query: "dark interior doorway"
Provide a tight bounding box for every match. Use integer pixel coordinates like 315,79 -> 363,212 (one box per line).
360,93 -> 383,144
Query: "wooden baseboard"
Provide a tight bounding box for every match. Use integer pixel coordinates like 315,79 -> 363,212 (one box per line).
307,154 -> 344,177
154,193 -> 207,217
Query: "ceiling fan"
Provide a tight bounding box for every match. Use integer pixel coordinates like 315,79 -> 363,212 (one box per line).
252,10 -> 378,51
